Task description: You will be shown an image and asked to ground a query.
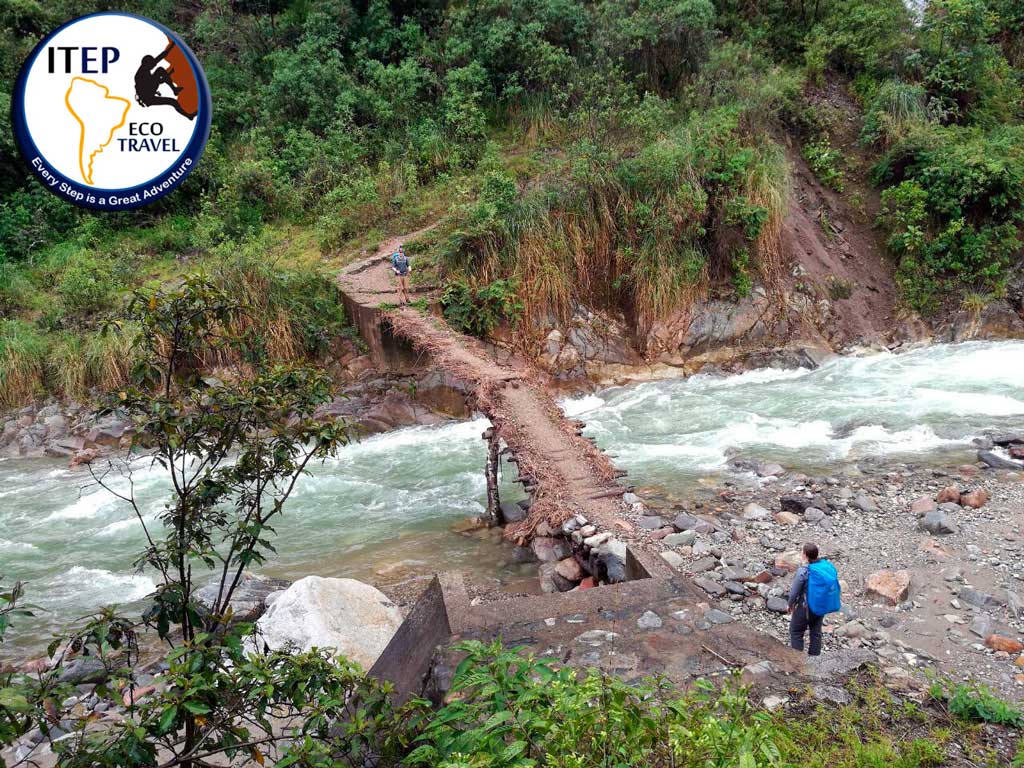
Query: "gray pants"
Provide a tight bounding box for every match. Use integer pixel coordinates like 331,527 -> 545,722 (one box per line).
789,604 -> 823,656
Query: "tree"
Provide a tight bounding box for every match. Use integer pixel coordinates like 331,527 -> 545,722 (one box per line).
4,276 -> 422,767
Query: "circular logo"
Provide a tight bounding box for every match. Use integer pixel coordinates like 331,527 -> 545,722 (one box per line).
11,12 -> 212,211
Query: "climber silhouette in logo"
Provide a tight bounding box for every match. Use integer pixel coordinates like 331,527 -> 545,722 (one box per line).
134,41 -> 197,120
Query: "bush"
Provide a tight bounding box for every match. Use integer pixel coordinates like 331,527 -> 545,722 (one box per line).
441,278 -> 523,337
930,678 -> 1024,726
57,252 -> 121,316
803,139 -> 846,191
876,124 -> 1024,312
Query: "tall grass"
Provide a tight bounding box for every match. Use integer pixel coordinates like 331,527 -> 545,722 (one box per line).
0,320 -> 47,408
439,116 -> 790,340
861,80 -> 928,146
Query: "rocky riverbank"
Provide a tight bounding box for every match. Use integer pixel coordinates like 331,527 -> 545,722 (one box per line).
0,368 -> 473,463
593,442 -> 1024,700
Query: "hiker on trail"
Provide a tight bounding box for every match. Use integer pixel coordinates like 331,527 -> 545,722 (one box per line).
391,244 -> 411,305
787,542 -> 841,657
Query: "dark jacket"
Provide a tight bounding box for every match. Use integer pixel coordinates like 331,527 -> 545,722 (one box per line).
788,564 -> 809,609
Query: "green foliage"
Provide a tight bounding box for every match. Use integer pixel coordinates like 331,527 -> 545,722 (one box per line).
441,278 -> 523,337
0,579 -> 37,747
803,138 -> 846,191
929,678 -> 1024,726
860,80 -> 929,146
0,319 -> 46,407
57,252 -> 122,316
877,124 -> 1024,312
407,641 -> 784,768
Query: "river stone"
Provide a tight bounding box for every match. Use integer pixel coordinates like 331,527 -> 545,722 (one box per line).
694,578 -> 727,597
865,570 -> 911,605
664,530 -> 696,547
803,507 -> 825,523
910,496 -> 936,515
532,536 -> 570,562
499,502 -> 527,524
58,657 -> 108,685
637,515 -> 667,530
660,550 -> 685,569
852,493 -> 878,513
978,450 -> 1024,470
742,503 -> 771,521
637,611 -> 662,630
597,539 -> 628,583
766,597 -> 789,613
779,495 -> 812,513
196,572 -> 291,623
672,512 -> 698,531
918,511 -> 958,535
252,576 -> 402,670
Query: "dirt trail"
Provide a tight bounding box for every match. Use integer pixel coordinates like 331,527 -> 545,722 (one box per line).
337,224 -> 440,305
340,233 -> 629,539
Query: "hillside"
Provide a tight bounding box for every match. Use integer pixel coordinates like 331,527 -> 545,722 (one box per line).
1,0 -> 1023,409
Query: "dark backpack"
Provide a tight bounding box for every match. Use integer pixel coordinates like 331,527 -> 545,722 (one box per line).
806,560 -> 841,616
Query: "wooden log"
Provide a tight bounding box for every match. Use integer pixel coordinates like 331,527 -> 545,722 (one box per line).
484,429 -> 501,526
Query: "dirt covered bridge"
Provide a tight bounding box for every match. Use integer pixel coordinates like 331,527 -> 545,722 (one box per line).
337,230 -> 632,542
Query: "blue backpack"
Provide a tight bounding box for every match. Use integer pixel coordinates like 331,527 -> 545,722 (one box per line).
806,560 -> 841,616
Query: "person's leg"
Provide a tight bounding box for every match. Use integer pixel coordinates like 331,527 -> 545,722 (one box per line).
399,275 -> 409,303
807,611 -> 824,656
789,607 -> 807,652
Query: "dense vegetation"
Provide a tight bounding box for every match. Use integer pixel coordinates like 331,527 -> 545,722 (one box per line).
1,0 -> 1023,406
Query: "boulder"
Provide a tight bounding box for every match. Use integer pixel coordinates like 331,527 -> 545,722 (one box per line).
779,495 -> 812,513
935,486 -> 961,504
774,511 -> 800,525
803,507 -> 825,523
978,450 -> 1023,470
910,496 -> 936,515
774,550 -> 804,572
555,557 -> 583,582
865,570 -> 911,606
742,503 -> 771,521
766,597 -> 789,613
960,488 -> 989,509
918,511 -> 958,535
253,577 -> 403,670
195,573 -> 291,623
664,530 -> 696,547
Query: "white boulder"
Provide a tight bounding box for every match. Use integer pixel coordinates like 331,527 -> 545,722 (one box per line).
253,576 -> 403,670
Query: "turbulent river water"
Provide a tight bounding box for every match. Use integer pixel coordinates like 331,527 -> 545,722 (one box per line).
2,340 -> 1024,658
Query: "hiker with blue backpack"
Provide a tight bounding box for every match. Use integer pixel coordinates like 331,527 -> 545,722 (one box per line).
391,244 -> 411,305
787,542 -> 841,656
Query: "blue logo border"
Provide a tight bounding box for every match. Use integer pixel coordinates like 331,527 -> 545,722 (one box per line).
10,11 -> 212,212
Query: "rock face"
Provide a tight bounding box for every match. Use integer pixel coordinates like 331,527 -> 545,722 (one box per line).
253,577 -> 403,670
865,570 -> 911,606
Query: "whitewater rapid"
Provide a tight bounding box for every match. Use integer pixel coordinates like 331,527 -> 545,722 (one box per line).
562,340 -> 1024,491
2,340 -> 1023,657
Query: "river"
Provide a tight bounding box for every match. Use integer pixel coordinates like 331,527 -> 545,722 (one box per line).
2,340 -> 1023,659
